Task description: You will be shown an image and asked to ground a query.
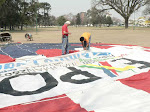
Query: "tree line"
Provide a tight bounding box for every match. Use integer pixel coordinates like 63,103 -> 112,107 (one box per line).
0,0 -> 52,31
0,0 -> 113,30
57,7 -> 113,27
57,0 -> 150,28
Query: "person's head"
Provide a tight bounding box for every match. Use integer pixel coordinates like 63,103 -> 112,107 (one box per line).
80,37 -> 84,41
65,21 -> 71,26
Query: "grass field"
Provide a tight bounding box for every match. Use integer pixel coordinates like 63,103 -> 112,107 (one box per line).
3,26 -> 150,47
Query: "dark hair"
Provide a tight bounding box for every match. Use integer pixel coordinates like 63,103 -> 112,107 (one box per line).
80,37 -> 84,41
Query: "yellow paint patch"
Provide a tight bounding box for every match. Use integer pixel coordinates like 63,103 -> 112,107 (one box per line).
86,64 -> 135,71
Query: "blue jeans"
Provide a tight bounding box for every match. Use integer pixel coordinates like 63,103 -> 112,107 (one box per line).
62,35 -> 69,55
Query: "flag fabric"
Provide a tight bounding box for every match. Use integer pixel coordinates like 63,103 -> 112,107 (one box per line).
0,43 -> 150,112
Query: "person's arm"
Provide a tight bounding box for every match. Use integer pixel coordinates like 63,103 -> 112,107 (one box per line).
85,39 -> 89,49
63,31 -> 71,35
81,41 -> 86,50
86,42 -> 89,48
81,41 -> 84,47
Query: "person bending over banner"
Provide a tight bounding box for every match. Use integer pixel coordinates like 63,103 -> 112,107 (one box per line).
80,32 -> 91,50
62,21 -> 71,55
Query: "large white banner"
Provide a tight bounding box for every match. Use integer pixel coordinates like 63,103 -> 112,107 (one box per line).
0,46 -> 150,112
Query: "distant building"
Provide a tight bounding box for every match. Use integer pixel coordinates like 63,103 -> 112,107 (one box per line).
128,20 -> 134,26
137,16 -> 150,27
143,20 -> 150,27
79,12 -> 86,25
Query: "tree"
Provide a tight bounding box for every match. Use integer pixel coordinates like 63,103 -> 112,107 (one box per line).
19,1 -> 30,30
40,2 -> 51,26
0,0 -> 52,30
0,0 -> 21,30
106,16 -> 113,26
57,16 -> 66,26
0,0 -> 5,6
76,13 -> 81,25
143,2 -> 150,15
112,17 -> 122,25
87,7 -> 99,25
49,15 -> 56,25
93,0 -> 150,28
87,7 -> 106,26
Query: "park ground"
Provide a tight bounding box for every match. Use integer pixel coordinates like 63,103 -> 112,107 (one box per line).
2,26 -> 150,47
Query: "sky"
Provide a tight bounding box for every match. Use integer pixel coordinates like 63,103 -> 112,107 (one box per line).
39,0 -> 92,17
39,0 -> 145,20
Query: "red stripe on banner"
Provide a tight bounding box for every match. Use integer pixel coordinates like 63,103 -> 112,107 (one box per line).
69,50 -> 79,53
0,94 -> 94,112
36,49 -> 79,57
143,47 -> 150,49
119,70 -> 150,93
99,61 -> 119,76
0,54 -> 15,63
144,50 -> 150,52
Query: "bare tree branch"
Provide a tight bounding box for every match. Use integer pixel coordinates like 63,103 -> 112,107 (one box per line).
92,0 -> 150,28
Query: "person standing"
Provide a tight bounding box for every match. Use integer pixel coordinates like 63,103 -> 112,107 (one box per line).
80,32 -> 91,50
62,21 -> 71,55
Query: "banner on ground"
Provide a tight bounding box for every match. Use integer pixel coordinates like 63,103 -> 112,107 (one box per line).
0,44 -> 150,112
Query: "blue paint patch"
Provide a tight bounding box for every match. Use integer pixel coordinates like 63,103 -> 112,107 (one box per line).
101,67 -> 116,77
